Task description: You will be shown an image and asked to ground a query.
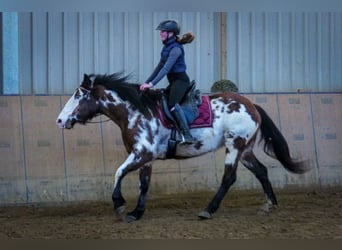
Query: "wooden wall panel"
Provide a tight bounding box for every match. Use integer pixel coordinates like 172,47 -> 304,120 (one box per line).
0,96 -> 26,204
22,96 -> 66,203
278,94 -> 318,186
311,94 -> 342,185
179,152 -> 218,192
150,160 -> 181,195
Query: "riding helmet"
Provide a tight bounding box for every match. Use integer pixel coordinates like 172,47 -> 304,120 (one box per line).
156,20 -> 180,35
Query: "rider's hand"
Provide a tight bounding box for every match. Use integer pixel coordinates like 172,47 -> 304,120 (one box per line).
140,82 -> 153,91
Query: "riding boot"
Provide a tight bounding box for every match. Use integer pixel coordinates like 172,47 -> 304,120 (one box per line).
171,103 -> 197,144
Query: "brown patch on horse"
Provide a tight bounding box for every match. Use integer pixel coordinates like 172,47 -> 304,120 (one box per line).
91,85 -> 105,99
105,103 -> 130,130
91,85 -> 117,104
227,102 -> 241,113
233,137 -> 247,150
194,141 -> 204,150
132,147 -> 154,163
210,92 -> 261,124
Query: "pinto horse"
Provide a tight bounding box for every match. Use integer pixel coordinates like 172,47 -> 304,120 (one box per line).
56,73 -> 308,222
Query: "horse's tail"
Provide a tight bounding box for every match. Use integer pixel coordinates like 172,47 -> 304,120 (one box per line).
254,104 -> 309,174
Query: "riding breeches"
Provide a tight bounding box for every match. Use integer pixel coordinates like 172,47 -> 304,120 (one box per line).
166,72 -> 191,109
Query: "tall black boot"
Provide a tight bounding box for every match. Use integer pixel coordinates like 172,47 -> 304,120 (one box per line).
171,103 -> 196,144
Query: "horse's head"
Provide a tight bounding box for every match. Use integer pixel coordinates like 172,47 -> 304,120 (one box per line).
56,74 -> 100,129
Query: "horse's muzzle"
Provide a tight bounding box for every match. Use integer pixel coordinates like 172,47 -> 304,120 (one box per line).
56,117 -> 76,129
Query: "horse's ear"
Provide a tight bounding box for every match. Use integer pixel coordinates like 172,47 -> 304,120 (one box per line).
83,74 -> 89,82
83,74 -> 92,86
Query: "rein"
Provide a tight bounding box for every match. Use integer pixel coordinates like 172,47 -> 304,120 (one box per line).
87,116 -> 111,124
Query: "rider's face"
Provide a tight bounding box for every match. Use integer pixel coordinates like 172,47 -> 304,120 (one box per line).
160,31 -> 173,41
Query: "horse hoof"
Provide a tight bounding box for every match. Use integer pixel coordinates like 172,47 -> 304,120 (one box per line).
258,204 -> 277,215
198,211 -> 212,220
115,205 -> 126,218
126,215 -> 137,223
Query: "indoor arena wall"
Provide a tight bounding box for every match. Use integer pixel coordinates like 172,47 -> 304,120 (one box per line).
0,93 -> 341,204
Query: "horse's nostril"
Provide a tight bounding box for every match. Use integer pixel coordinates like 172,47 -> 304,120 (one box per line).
57,119 -> 62,124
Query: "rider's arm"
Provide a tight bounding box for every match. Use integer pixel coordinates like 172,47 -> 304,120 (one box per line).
145,60 -> 163,84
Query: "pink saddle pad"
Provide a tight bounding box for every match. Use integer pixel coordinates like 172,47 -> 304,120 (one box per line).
158,95 -> 213,129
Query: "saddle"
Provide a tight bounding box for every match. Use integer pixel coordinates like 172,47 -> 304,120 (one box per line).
158,95 -> 213,129
157,81 -> 213,158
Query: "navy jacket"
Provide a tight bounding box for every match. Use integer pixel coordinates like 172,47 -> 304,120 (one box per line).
161,37 -> 186,73
146,36 -> 186,85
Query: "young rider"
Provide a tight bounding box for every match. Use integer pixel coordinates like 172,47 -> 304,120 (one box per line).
140,20 -> 196,143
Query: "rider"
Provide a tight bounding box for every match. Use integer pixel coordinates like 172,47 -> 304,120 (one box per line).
140,20 -> 196,144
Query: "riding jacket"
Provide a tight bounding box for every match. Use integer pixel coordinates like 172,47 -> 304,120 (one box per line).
145,36 -> 186,86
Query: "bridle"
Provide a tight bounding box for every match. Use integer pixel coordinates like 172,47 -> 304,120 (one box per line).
87,117 -> 111,124
77,86 -> 111,124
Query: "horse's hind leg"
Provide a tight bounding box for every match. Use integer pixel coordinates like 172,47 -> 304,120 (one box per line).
126,164 -> 152,222
198,136 -> 243,219
240,150 -> 278,214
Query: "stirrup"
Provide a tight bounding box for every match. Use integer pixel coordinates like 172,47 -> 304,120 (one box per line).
180,134 -> 197,144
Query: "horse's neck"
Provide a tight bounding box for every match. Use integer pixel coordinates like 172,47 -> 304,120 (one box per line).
100,103 -> 130,129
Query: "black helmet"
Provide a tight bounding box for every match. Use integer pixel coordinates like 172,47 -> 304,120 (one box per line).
156,20 -> 180,35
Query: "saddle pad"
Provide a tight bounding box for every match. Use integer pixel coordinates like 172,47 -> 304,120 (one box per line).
158,95 -> 213,129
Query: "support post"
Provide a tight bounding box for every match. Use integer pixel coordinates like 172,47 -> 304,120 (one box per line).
220,12 -> 227,80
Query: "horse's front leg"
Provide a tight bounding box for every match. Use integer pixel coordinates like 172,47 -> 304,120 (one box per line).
126,164 -> 152,222
112,151 -> 153,220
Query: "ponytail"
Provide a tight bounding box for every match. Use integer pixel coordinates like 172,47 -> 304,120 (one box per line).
177,32 -> 195,44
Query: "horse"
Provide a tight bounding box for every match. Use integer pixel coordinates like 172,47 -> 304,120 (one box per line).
56,73 -> 308,222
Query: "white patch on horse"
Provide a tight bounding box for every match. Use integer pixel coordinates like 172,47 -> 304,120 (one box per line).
102,90 -> 121,108
113,153 -> 135,189
224,131 -> 239,165
128,108 -> 141,130
56,89 -> 85,128
173,98 -> 258,158
265,193 -> 273,205
224,103 -> 258,143
134,118 -> 159,155
174,127 -> 223,157
225,148 -> 238,166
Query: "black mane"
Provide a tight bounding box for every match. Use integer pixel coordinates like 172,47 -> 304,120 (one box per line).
91,73 -> 162,115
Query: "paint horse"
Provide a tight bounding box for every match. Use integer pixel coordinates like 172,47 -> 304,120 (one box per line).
56,73 -> 308,222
